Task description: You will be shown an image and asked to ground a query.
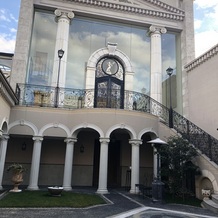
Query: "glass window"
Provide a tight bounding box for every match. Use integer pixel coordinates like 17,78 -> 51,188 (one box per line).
67,17 -> 150,93
27,11 -> 179,110
27,11 -> 57,85
162,33 -> 179,109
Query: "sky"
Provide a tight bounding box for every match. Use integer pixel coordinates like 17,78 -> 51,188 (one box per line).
0,0 -> 218,58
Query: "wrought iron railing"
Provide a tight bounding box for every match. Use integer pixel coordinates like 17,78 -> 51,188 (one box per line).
15,83 -> 169,124
173,111 -> 218,164
15,83 -> 218,165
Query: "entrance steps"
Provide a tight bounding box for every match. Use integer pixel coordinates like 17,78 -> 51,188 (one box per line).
201,195 -> 218,214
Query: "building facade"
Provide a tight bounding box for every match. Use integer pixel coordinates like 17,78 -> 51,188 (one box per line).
185,43 -> 218,139
0,0 -> 201,195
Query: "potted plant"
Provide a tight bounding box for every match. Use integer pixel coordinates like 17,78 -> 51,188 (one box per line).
7,163 -> 26,192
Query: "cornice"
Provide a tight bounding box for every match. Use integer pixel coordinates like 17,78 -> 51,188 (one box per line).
0,70 -> 18,106
64,0 -> 185,21
185,44 -> 218,72
144,0 -> 184,15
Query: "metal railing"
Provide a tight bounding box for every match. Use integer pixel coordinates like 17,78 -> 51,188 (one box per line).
15,83 -> 218,165
173,111 -> 218,164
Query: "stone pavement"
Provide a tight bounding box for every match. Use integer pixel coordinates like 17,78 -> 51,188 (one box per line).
0,189 -> 217,218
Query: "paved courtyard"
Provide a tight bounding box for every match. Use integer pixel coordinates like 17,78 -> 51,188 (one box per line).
0,189 -> 217,218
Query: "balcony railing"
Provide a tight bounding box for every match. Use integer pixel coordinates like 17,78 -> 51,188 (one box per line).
15,83 -> 218,165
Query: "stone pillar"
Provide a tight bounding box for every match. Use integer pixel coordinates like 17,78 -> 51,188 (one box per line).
129,139 -> 142,194
149,25 -> 167,103
153,147 -> 158,179
52,9 -> 74,88
63,138 -> 77,190
0,134 -> 9,190
27,136 -> 43,190
97,138 -> 110,194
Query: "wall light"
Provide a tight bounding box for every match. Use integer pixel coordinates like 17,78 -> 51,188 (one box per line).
80,144 -> 84,153
22,142 -> 27,151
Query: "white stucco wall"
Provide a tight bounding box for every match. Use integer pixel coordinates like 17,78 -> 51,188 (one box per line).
187,51 -> 218,139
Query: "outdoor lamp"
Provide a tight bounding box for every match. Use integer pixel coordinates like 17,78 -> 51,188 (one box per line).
58,49 -> 64,59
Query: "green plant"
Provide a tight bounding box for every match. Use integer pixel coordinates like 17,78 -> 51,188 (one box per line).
7,163 -> 26,174
159,136 -> 199,199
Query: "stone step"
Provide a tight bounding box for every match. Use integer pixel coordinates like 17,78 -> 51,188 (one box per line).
201,198 -> 218,214
212,194 -> 218,204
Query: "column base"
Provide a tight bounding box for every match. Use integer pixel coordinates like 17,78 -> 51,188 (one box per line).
96,188 -> 109,194
63,186 -> 72,191
27,185 -> 39,190
130,188 -> 139,194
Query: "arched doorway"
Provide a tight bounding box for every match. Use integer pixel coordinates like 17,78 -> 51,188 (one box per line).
94,57 -> 125,109
107,130 -> 131,188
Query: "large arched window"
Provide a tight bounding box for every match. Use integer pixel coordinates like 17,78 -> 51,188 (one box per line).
94,57 -> 124,109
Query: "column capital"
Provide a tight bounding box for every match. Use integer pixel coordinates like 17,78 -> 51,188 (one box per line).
1,134 -> 9,141
129,139 -> 142,146
148,25 -> 167,35
32,136 -> 43,142
64,137 -> 77,143
54,9 -> 74,20
99,138 -> 110,144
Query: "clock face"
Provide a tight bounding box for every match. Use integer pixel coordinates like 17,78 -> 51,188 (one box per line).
102,58 -> 119,75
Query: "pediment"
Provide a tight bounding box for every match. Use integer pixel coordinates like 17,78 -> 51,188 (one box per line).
63,0 -> 185,21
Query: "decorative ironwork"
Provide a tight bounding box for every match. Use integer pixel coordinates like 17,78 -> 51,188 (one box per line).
15,83 -> 218,164
95,57 -> 124,108
173,111 -> 218,164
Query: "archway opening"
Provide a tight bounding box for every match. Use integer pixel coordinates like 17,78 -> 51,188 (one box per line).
139,133 -> 154,188
108,130 -> 130,188
73,129 -> 100,187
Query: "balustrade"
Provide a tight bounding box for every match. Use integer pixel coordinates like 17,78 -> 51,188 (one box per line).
15,83 -> 218,165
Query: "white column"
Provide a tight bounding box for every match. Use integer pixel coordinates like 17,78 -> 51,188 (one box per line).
52,9 -> 74,88
0,134 -> 9,190
153,147 -> 158,179
27,136 -> 43,190
97,138 -> 110,194
63,138 -> 77,190
129,140 -> 142,194
149,25 -> 167,103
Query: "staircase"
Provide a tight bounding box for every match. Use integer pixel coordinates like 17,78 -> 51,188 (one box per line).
170,110 -> 218,213
202,195 -> 218,213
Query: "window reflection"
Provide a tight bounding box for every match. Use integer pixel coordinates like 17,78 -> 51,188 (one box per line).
27,11 -> 178,105
27,11 -> 57,86
67,17 -> 151,92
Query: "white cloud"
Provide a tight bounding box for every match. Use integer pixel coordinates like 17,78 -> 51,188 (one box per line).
194,19 -> 202,30
194,0 -> 218,8
10,28 -> 17,33
10,13 -> 18,23
194,0 -> 218,56
0,35 -> 16,53
195,30 -> 218,57
0,15 -> 10,22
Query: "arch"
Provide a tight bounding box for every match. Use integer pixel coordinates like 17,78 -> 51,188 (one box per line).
0,119 -> 8,133
39,123 -> 71,137
8,120 -> 38,136
200,169 -> 218,193
87,46 -> 133,72
71,123 -> 104,138
138,128 -> 158,139
105,123 -> 136,139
